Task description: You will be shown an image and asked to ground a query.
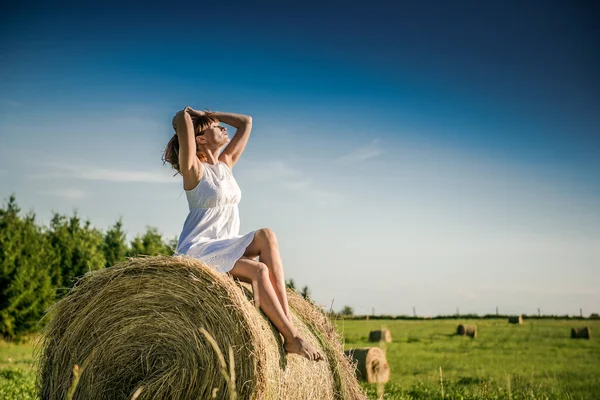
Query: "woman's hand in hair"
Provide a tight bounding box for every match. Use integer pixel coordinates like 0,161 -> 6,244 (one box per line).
184,106 -> 208,117
172,107 -> 192,130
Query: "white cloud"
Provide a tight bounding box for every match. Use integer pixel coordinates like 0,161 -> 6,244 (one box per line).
336,138 -> 383,165
282,178 -> 312,191
241,159 -> 341,206
241,160 -> 303,182
28,163 -> 176,184
37,188 -> 87,200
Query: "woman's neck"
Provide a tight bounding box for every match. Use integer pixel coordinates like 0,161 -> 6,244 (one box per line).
197,148 -> 221,164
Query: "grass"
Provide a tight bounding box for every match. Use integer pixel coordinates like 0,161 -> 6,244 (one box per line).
0,335 -> 38,399
1,320 -> 598,399
336,318 -> 600,399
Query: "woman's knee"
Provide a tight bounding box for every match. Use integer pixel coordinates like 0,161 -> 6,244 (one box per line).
242,229 -> 275,259
257,228 -> 278,245
253,261 -> 269,281
230,258 -> 269,282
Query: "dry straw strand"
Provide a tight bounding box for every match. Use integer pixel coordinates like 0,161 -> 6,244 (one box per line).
35,255 -> 366,400
439,366 -> 444,399
200,327 -> 237,400
66,364 -> 80,400
130,387 -> 144,400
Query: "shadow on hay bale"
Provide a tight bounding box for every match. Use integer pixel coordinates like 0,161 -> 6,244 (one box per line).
368,329 -> 392,343
344,348 -> 390,384
571,327 -> 591,339
35,256 -> 366,400
508,315 -> 523,324
456,324 -> 477,338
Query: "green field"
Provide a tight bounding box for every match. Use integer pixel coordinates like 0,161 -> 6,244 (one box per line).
0,336 -> 37,399
337,319 -> 600,399
1,319 -> 598,399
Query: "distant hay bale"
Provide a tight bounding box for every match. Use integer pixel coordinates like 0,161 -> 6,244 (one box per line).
368,329 -> 392,343
571,327 -> 591,339
344,348 -> 390,384
508,315 -> 523,324
36,256 -> 366,400
456,324 -> 477,338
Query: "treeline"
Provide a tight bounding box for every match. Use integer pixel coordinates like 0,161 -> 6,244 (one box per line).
0,195 -> 177,339
338,313 -> 600,321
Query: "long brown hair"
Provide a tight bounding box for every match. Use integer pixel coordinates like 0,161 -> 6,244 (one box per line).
162,112 -> 219,174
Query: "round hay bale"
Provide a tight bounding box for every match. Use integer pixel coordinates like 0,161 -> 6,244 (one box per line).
36,256 -> 366,400
344,347 -> 390,384
368,329 -> 392,343
571,327 -> 591,339
508,315 -> 523,324
456,324 -> 477,338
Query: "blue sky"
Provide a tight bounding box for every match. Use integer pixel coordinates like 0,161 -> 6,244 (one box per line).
1,1 -> 598,316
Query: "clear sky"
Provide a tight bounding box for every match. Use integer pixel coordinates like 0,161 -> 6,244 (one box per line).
1,1 -> 599,316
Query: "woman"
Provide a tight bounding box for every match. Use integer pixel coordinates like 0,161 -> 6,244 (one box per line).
163,106 -> 323,362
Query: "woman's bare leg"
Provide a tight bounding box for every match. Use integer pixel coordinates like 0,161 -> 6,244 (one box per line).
243,228 -> 291,321
229,257 -> 323,361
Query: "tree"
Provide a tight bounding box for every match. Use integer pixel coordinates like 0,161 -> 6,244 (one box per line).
102,218 -> 128,267
340,305 -> 354,317
46,212 -> 106,295
127,226 -> 173,256
165,235 -> 179,255
0,195 -> 55,339
300,285 -> 310,300
285,279 -> 296,291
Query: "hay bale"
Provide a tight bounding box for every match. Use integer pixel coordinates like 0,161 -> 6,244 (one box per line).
508,315 -> 523,324
571,327 -> 591,339
368,329 -> 392,343
36,256 -> 366,400
344,348 -> 390,384
456,324 -> 477,338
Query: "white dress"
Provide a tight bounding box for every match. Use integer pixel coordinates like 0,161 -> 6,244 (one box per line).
175,161 -> 257,273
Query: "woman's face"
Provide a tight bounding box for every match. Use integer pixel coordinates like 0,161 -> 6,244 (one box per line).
198,121 -> 230,147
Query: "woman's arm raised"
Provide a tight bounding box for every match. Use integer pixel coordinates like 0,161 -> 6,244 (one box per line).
211,111 -> 251,128
172,107 -> 200,174
214,111 -> 253,168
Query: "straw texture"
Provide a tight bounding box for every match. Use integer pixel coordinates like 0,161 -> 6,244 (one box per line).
508,315 -> 523,324
456,324 -> 477,338
368,330 -> 392,343
344,348 -> 390,383
35,256 -> 366,400
571,327 -> 591,339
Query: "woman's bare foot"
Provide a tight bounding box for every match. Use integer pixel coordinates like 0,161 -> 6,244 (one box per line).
284,336 -> 324,361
